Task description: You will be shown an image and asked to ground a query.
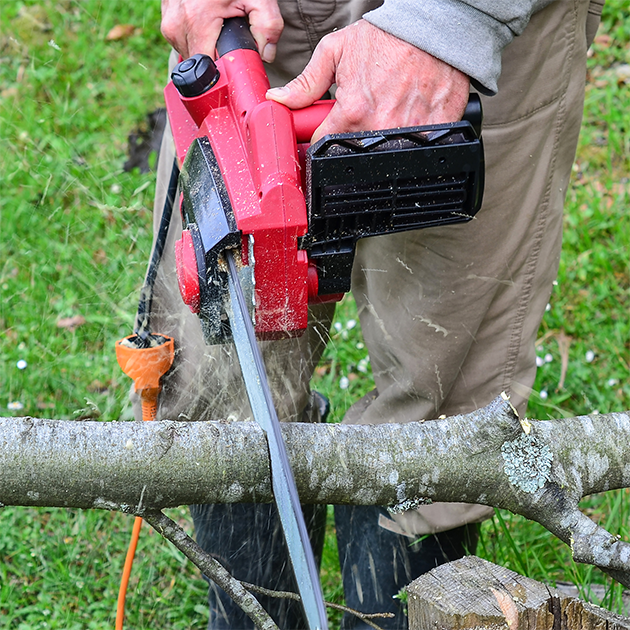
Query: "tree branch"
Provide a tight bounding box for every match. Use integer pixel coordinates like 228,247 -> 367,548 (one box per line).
2,397 -> 630,584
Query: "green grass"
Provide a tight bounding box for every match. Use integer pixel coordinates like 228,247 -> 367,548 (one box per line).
0,506 -> 209,629
0,0 -> 629,628
1,0 -> 166,422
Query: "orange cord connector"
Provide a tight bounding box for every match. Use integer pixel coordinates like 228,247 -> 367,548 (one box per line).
114,334 -> 174,630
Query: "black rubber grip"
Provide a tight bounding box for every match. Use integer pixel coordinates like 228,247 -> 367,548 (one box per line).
463,94 -> 482,137
216,17 -> 258,57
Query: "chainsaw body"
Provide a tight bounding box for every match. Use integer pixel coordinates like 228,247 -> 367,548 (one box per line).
165,24 -> 484,344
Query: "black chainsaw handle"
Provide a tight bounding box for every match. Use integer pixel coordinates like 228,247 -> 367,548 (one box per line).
216,17 -> 258,57
463,94 -> 482,138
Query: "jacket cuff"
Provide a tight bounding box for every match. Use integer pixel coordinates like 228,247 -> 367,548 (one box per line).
363,0 -> 540,95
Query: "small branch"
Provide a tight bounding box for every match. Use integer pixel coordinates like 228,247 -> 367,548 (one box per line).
521,500 -> 630,588
145,510 -> 394,630
322,602 -> 393,630
240,582 -> 300,602
503,437 -> 630,590
569,511 -> 630,587
143,511 -> 278,630
241,581 -> 394,630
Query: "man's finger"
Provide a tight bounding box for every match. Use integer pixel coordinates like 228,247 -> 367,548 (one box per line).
186,17 -> 224,58
248,3 -> 284,63
266,34 -> 338,109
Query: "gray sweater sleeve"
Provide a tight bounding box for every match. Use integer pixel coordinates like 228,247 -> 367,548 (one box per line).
363,0 -> 555,95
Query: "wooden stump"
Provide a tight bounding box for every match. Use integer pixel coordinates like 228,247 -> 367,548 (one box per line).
407,556 -> 630,629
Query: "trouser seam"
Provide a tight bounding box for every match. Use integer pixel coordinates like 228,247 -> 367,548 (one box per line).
295,0 -> 322,54
501,0 -> 579,395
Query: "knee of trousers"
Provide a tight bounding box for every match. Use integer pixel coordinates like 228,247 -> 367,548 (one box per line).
347,0 -> 591,427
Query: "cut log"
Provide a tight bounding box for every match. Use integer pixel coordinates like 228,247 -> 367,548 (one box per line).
407,555 -> 630,629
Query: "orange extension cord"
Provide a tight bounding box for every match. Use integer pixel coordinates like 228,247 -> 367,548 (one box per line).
114,336 -> 174,630
116,515 -> 145,630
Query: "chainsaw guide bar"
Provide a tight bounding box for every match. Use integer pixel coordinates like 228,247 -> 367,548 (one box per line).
225,249 -> 328,630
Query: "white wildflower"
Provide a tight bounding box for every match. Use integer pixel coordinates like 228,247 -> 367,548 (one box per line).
357,358 -> 370,374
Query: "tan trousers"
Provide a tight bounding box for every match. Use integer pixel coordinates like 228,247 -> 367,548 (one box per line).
146,0 -> 599,534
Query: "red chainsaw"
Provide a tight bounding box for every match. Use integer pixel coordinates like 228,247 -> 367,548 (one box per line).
165,19 -> 483,345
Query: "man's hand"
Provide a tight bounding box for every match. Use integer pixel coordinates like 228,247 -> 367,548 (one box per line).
161,0 -> 283,61
266,20 -> 470,143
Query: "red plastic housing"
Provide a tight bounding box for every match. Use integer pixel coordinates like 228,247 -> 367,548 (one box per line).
174,228 -> 200,314
165,50 -> 334,338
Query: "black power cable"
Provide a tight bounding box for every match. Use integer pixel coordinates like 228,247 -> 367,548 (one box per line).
134,158 -> 180,347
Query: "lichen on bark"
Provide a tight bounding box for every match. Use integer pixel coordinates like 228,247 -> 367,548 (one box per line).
501,431 -> 553,493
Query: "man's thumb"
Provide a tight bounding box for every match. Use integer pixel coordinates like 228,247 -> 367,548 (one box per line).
266,37 -> 336,109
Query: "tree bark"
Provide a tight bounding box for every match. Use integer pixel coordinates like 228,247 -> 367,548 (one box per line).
2,396 -> 630,585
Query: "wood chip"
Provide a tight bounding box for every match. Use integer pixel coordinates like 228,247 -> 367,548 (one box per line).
556,332 -> 572,390
106,24 -> 138,41
57,315 -> 86,331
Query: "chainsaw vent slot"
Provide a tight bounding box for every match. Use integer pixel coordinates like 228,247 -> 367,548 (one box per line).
308,172 -> 470,255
